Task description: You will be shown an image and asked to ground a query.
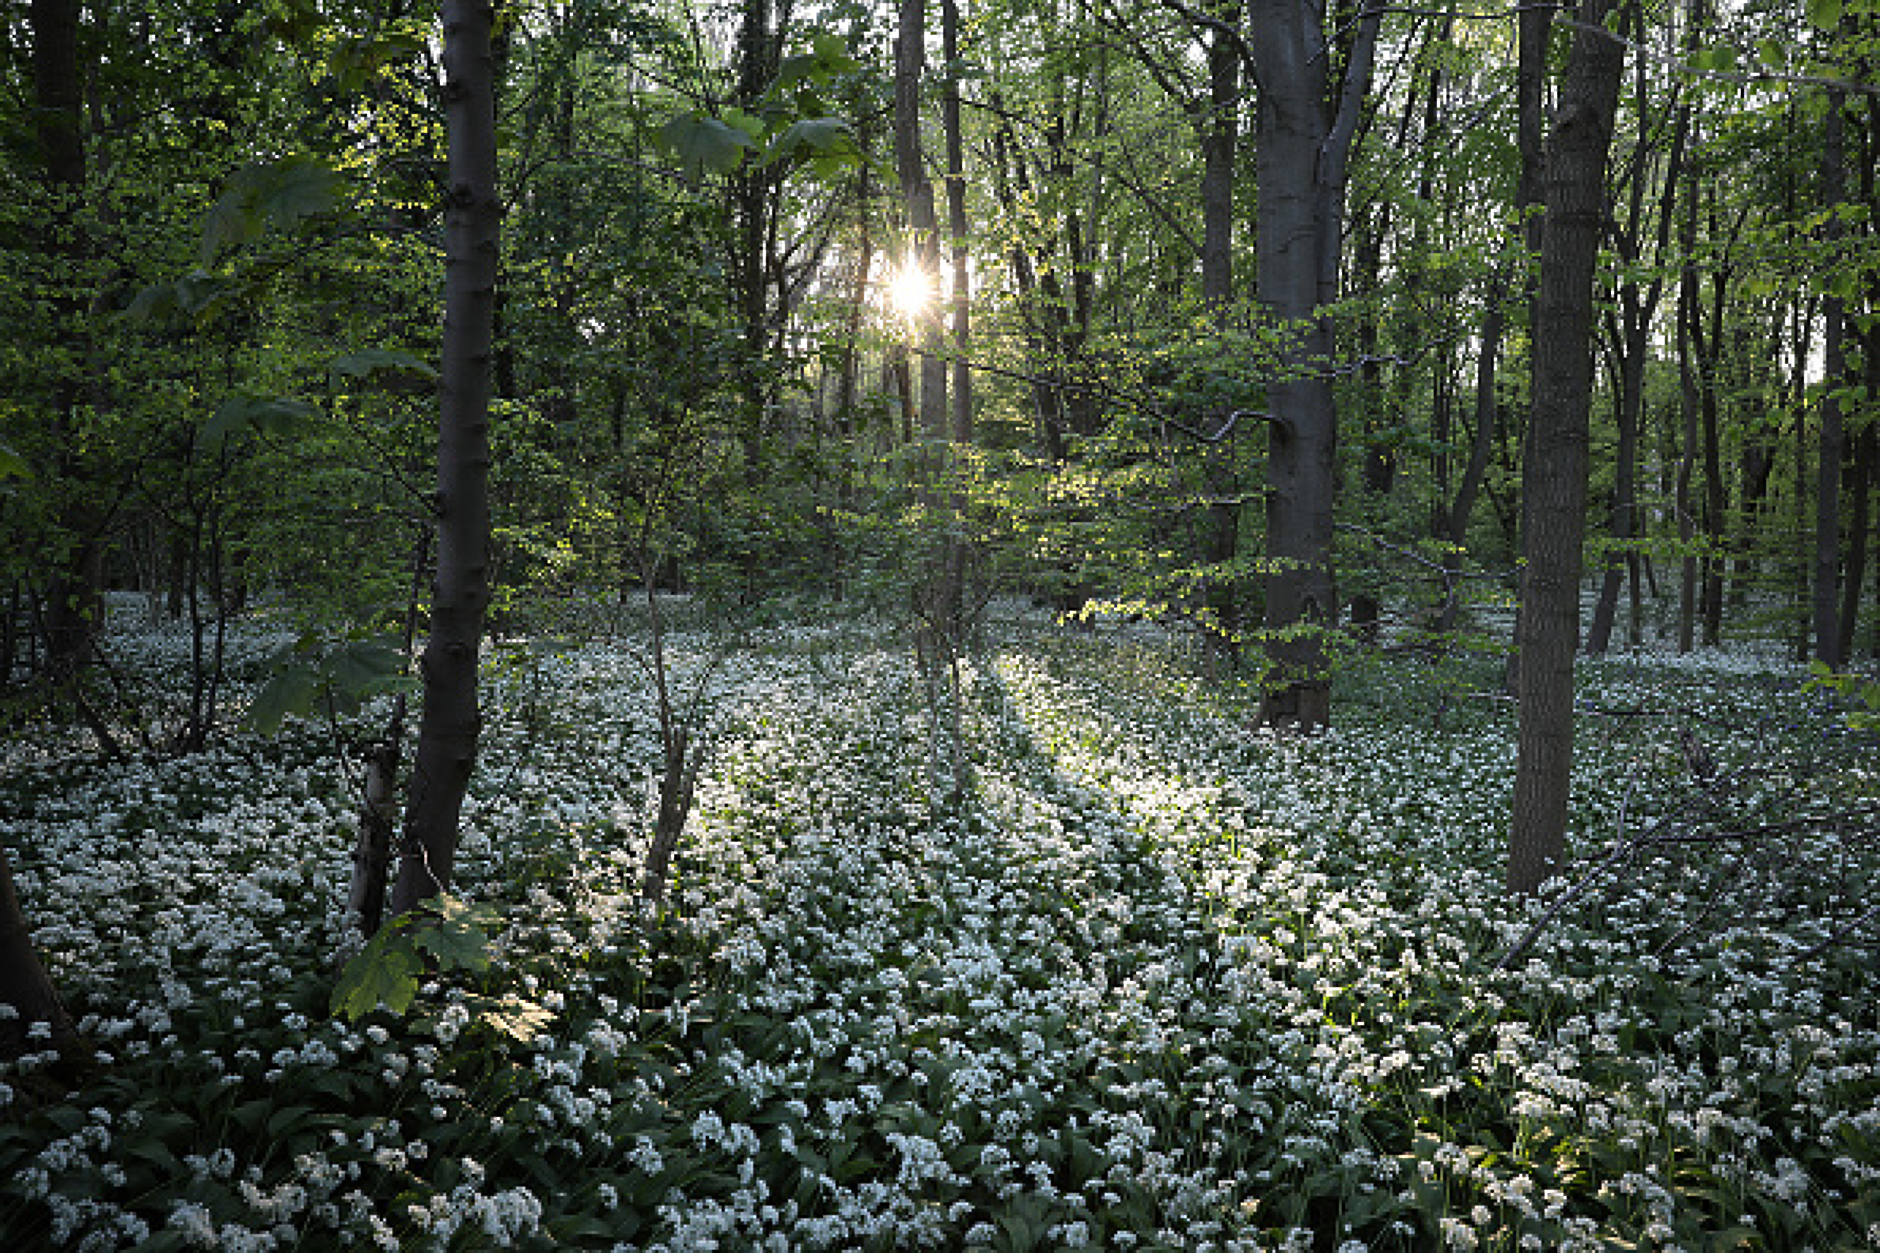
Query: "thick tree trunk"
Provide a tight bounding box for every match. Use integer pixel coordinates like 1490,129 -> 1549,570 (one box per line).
2,0 -> 89,1046
1249,0 -> 1378,731
1506,0 -> 1625,896
0,845 -> 73,1058
392,0 -> 499,912
32,0 -> 103,687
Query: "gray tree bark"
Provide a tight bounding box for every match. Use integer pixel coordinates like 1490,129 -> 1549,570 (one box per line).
1248,0 -> 1378,731
1506,0 -> 1627,896
393,0 -> 499,911
1813,88 -> 1847,666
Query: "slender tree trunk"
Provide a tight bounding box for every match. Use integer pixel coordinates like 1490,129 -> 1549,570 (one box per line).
1507,0 -> 1625,896
990,103 -> 1068,462
895,0 -> 946,448
1841,421 -> 1874,657
1499,0 -> 1553,692
942,0 -> 971,450
1814,88 -> 1847,666
392,0 -> 499,912
896,0 -> 959,655
1698,295 -> 1728,647
1587,61 -> 1685,654
1200,2 -> 1242,668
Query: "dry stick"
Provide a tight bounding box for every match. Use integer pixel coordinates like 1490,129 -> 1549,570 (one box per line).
1802,896 -> 1880,960
1491,754 -> 1764,972
1499,801 -> 1880,971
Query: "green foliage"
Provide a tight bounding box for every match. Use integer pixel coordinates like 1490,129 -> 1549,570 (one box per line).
331,894 -> 556,1045
1804,660 -> 1880,731
199,156 -> 348,264
248,634 -> 415,735
655,27 -> 862,179
198,394 -> 322,452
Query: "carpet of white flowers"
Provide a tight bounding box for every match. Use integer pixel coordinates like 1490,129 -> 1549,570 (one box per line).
1,602 -> 1876,1251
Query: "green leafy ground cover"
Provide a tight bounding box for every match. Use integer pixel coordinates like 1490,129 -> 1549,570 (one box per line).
1,605 -> 1876,1251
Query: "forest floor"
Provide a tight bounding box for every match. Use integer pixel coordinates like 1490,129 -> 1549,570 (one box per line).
1,598 -> 1876,1251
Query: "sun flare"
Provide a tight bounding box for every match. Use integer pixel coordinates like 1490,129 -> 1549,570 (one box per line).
887,262 -> 933,322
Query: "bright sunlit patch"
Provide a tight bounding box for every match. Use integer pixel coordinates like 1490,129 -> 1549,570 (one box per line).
887,260 -> 933,322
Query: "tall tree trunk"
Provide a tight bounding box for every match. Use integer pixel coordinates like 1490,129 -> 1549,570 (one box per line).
1498,0 -> 1553,693
1249,0 -> 1379,731
1506,0 -> 1625,896
896,0 -> 958,653
989,104 -> 1067,462
1841,421 -> 1875,657
33,0 -> 102,686
894,0 -> 946,447
2,0 -> 88,1054
1814,88 -> 1847,666
1587,49 -> 1685,654
392,0 -> 499,912
1200,1 -> 1242,669
942,0 -> 972,450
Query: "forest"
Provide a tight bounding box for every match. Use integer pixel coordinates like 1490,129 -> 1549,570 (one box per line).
1,0 -> 1877,1247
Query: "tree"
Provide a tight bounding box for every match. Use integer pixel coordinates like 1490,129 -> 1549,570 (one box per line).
391,0 -> 500,912
1506,0 -> 1628,895
1246,0 -> 1380,729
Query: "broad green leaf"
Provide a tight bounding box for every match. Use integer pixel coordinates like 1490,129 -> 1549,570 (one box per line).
326,640 -> 407,704
200,395 -> 320,450
201,156 -> 346,263
331,939 -> 422,1019
411,895 -> 494,974
0,442 -> 28,481
1758,38 -> 1787,68
1807,0 -> 1842,29
249,665 -> 321,735
658,113 -> 757,175
766,118 -> 859,167
811,30 -> 857,71
722,107 -> 766,141
328,348 -> 439,382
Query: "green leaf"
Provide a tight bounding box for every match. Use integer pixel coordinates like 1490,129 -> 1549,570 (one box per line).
201,155 -> 346,263
811,30 -> 856,70
200,395 -> 320,451
328,348 -> 439,383
410,895 -> 494,974
249,665 -> 321,735
1807,0 -> 1842,29
326,640 -> 407,706
657,113 -> 758,175
331,938 -> 423,1020
0,442 -> 28,482
1758,38 -> 1787,68
765,118 -> 859,167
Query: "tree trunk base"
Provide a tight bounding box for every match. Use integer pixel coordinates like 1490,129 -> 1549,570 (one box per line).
1259,681 -> 1330,734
